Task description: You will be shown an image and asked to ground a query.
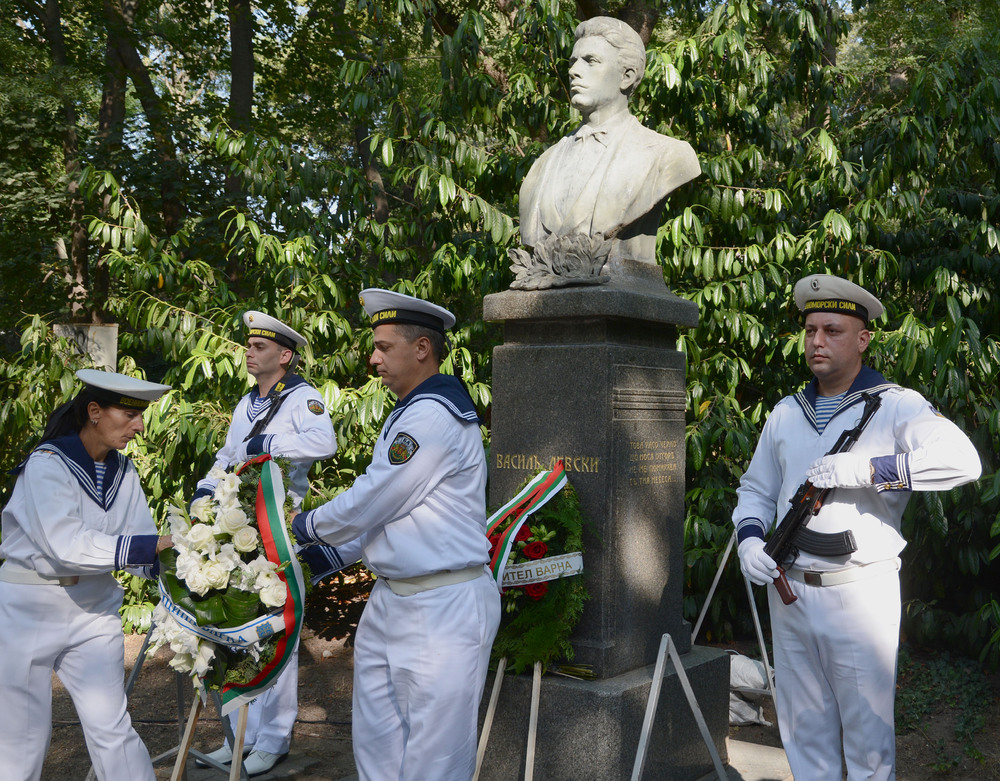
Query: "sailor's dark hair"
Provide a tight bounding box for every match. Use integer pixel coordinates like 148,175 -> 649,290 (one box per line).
393,323 -> 450,363
38,390 -> 112,443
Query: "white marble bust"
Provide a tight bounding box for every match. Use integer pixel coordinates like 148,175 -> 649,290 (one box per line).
513,17 -> 700,288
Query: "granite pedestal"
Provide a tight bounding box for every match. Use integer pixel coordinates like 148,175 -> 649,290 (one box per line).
479,260 -> 730,780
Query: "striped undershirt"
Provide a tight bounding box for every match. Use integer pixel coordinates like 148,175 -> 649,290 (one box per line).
94,460 -> 107,496
814,392 -> 846,434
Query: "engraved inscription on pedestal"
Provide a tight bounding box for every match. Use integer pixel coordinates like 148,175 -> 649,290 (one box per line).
494,452 -> 600,474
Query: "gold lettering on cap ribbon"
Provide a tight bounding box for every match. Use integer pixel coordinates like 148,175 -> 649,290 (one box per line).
117,396 -> 150,409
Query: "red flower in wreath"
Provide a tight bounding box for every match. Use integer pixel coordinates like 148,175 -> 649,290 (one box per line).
523,540 -> 548,560
524,582 -> 549,600
488,533 -> 502,556
515,524 -> 533,543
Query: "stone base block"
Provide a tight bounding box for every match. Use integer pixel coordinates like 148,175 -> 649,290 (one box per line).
477,645 -> 730,781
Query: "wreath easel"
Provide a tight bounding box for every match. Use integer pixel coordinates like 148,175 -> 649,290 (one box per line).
474,461 -> 589,780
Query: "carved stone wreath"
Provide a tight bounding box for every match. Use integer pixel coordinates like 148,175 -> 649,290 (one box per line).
508,232 -> 613,290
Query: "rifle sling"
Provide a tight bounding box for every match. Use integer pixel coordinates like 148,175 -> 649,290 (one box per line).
244,375 -> 293,443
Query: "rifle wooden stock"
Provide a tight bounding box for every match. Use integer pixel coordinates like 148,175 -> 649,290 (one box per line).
762,392 -> 883,605
774,567 -> 797,605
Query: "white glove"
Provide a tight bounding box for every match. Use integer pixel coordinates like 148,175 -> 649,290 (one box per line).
737,538 -> 779,586
806,453 -> 872,489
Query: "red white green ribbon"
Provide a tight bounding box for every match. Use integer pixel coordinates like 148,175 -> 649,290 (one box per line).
488,461 -> 568,584
220,456 -> 306,716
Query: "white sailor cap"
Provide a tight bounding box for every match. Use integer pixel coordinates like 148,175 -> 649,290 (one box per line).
76,369 -> 171,410
242,311 -> 307,351
359,288 -> 456,333
794,274 -> 884,324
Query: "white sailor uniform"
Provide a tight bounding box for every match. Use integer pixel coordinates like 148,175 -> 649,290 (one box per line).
294,374 -> 501,781
734,367 -> 981,781
194,374 -> 337,509
0,435 -> 162,781
193,374 -> 361,757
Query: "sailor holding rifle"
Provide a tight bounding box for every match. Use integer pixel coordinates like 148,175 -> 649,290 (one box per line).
733,274 -> 981,781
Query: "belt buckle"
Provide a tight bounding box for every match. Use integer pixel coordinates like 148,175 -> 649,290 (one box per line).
803,571 -> 822,586
57,576 -> 80,586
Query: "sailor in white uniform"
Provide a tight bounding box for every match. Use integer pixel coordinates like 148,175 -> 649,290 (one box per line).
0,369 -> 173,781
293,289 -> 501,781
193,311 -> 361,776
734,275 -> 981,781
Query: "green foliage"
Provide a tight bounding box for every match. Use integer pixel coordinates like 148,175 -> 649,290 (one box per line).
118,570 -> 158,634
651,0 -> 1000,661
1,0 -> 997,666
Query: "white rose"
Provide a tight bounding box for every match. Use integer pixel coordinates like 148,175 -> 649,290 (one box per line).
259,580 -> 287,608
215,506 -> 250,535
189,496 -> 214,522
185,567 -> 211,597
255,570 -> 282,594
207,466 -> 228,481
202,560 -> 230,591
232,526 -> 259,553
185,523 -> 217,553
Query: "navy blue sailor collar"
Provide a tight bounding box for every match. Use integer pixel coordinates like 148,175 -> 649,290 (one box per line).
383,373 -> 480,440
248,373 -> 307,403
11,433 -> 128,510
793,365 -> 898,433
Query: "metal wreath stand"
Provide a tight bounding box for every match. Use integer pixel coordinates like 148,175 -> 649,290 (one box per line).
472,530 -> 769,781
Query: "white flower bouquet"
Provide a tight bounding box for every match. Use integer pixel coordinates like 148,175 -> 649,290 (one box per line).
149,456 -> 307,711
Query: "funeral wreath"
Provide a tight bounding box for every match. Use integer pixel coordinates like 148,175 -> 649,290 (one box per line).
488,463 -> 590,676
149,456 -> 307,712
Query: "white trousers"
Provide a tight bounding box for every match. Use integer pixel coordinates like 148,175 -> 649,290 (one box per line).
352,572 -> 501,781
223,639 -> 300,754
0,578 -> 155,781
768,564 -> 901,781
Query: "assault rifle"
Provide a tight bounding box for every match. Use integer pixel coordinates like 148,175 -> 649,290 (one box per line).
764,391 -> 883,605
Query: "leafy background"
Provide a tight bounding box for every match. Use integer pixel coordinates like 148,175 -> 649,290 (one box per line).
1,0 -> 997,664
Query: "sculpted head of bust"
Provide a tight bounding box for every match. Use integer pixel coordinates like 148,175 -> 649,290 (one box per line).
569,18 -> 646,125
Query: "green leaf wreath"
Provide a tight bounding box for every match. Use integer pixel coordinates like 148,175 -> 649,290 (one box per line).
489,481 -> 590,676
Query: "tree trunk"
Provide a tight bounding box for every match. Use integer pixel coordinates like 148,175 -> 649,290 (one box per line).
808,0 -> 838,130
226,0 -> 253,202
42,0 -> 92,321
103,0 -> 185,235
354,124 -> 390,225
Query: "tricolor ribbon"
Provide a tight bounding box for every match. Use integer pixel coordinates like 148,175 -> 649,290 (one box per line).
218,455 -> 306,715
487,461 -> 568,585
